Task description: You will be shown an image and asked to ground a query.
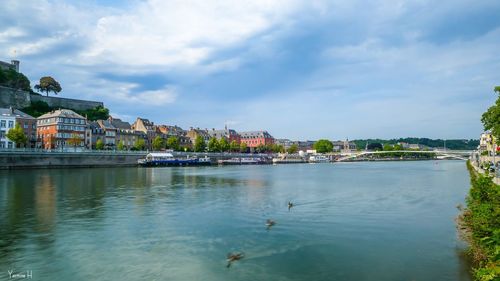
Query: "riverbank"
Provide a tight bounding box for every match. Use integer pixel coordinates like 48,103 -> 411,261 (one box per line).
457,161 -> 500,280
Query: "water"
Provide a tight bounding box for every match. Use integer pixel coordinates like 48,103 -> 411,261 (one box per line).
0,161 -> 472,281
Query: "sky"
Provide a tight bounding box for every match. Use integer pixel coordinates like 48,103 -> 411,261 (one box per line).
1,0 -> 499,140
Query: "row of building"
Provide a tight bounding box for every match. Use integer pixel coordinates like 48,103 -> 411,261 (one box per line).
0,107 -> 277,151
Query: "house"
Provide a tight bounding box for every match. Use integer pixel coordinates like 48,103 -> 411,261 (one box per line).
332,140 -> 356,152
37,109 -> 87,149
86,122 -> 105,149
132,117 -> 157,149
479,132 -> 497,154
157,125 -> 191,147
96,119 -> 117,147
239,131 -> 274,148
208,127 -> 241,143
0,107 -> 36,148
186,127 -> 211,145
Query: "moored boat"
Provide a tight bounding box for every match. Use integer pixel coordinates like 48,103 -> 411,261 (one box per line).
218,157 -> 266,165
138,153 -> 211,167
308,155 -> 330,163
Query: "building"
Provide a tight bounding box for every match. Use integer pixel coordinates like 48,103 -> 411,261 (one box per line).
332,140 -> 356,152
0,108 -> 16,148
479,132 -> 497,154
96,119 -> 117,147
186,127 -> 211,146
208,127 -> 241,143
132,117 -> 156,149
0,60 -> 20,72
157,125 -> 191,147
86,122 -> 105,149
37,109 -> 87,149
0,107 -> 36,148
239,131 -> 274,148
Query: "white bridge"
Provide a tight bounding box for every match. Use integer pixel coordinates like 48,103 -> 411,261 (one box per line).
336,150 -> 473,162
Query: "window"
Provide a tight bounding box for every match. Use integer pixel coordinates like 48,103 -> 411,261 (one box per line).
0,142 -> 4,148
8,121 -> 13,128
7,142 -> 13,148
0,120 -> 5,128
23,123 -> 28,129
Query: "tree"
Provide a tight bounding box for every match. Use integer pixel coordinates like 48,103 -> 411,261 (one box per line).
313,139 -> 333,153
230,140 -> 239,152
6,123 -> 27,147
287,144 -> 298,154
383,144 -> 394,151
117,140 -> 125,151
95,139 -> 104,150
166,136 -> 180,151
34,76 -> 62,96
135,138 -> 146,151
218,138 -> 229,152
366,142 -> 383,151
482,86 -> 500,142
194,136 -> 206,152
207,137 -> 219,152
271,144 -> 285,153
78,106 -> 109,121
256,144 -> 267,153
240,142 -> 248,153
152,136 -> 164,151
68,133 -> 82,148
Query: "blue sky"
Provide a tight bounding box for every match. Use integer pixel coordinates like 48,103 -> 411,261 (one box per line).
1,0 -> 499,140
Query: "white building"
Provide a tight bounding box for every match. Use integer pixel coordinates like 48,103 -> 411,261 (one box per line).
0,108 -> 17,148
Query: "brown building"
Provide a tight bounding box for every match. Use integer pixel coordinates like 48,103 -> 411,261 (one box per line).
132,117 -> 156,149
186,127 -> 211,146
37,109 -> 87,149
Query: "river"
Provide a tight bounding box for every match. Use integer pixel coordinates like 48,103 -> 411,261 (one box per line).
0,161 -> 472,281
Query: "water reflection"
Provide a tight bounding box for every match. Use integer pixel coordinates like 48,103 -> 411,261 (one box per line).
0,163 -> 472,281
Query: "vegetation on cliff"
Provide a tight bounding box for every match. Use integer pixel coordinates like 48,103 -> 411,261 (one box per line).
21,101 -> 109,121
0,68 -> 31,92
459,162 -> 500,281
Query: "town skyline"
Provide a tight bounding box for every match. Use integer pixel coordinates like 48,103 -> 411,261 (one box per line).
2,0 -> 500,140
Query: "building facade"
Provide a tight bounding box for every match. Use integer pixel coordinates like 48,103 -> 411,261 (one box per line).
239,131 -> 274,148
37,109 -> 87,149
208,127 -> 241,144
0,108 -> 16,148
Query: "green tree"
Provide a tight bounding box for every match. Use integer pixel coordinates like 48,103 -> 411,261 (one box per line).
208,137 -> 219,152
287,144 -> 298,154
194,136 -> 206,152
6,123 -> 27,147
68,133 -> 82,147
78,106 -> 109,121
117,140 -> 125,151
0,69 -> 31,91
271,144 -> 285,153
383,144 -> 394,151
393,143 -> 404,150
240,142 -> 248,153
135,138 -> 146,150
313,139 -> 333,153
218,138 -> 230,152
166,136 -> 180,151
256,144 -> 267,153
481,86 -> 500,141
230,140 -> 239,152
95,139 -> 104,150
152,136 -> 164,151
34,76 -> 62,96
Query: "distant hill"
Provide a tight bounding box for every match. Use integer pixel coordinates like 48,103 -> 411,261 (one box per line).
352,138 -> 479,150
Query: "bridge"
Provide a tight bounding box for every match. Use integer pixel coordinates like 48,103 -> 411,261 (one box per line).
336,150 -> 473,162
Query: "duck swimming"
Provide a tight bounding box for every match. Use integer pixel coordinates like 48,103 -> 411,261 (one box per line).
266,219 -> 276,230
288,201 -> 294,211
226,252 -> 244,268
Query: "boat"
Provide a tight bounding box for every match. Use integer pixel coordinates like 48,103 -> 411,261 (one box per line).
309,154 -> 330,163
138,153 -> 211,166
218,157 -> 265,165
272,154 -> 306,164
